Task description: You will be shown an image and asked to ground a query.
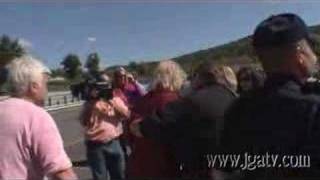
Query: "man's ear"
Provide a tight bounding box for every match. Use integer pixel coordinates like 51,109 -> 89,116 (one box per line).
29,82 -> 39,94
295,47 -> 310,76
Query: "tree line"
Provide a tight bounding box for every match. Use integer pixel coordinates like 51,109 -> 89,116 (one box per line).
1,24 -> 320,87
0,34 -> 102,81
59,52 -> 101,82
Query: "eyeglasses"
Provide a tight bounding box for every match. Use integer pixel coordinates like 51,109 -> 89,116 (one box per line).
115,74 -> 126,79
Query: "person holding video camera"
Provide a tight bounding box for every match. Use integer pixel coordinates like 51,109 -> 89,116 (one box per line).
80,75 -> 130,180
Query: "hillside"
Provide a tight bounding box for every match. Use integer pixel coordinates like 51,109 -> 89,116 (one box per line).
106,25 -> 320,75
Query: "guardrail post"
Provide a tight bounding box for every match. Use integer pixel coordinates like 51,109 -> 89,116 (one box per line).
48,97 -> 52,106
64,95 -> 67,105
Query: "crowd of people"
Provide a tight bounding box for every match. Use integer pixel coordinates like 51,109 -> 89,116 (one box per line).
1,12 -> 320,180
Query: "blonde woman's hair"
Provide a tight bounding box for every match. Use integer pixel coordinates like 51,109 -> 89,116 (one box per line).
150,60 -> 187,92
197,62 -> 238,93
219,66 -> 238,93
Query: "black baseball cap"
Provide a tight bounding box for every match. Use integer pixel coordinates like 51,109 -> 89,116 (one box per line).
252,13 -> 312,48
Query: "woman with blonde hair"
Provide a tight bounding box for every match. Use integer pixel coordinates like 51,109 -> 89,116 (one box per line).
127,60 -> 186,178
150,60 -> 187,92
195,64 -> 238,95
130,61 -> 238,179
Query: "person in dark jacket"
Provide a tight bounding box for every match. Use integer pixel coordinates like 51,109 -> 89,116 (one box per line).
221,13 -> 320,179
130,63 -> 238,179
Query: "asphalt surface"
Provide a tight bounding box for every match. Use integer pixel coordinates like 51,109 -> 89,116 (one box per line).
49,106 -> 92,180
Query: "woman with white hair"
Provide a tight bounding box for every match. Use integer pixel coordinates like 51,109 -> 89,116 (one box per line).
127,60 -> 186,178
0,56 -> 77,180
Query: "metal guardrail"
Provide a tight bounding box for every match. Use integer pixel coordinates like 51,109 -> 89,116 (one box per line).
45,91 -> 84,111
0,91 -> 84,111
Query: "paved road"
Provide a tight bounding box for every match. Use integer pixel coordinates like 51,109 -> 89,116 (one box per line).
49,106 -> 92,180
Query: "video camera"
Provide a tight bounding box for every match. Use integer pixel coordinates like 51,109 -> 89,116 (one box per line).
70,77 -> 113,101
86,80 -> 113,101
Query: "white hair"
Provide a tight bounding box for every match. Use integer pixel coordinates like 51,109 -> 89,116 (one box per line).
6,56 -> 50,96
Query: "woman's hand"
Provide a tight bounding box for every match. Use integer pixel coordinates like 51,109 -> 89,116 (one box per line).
129,118 -> 143,137
95,100 -> 115,117
109,97 -> 130,118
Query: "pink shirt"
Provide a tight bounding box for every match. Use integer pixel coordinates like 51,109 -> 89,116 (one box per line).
0,98 -> 72,180
82,97 -> 128,143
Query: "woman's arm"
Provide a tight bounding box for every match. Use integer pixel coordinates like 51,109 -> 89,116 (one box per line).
79,101 -> 95,127
50,168 -> 78,180
134,81 -> 147,96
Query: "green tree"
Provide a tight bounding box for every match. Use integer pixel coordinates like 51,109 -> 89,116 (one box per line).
128,61 -> 138,71
50,68 -> 65,78
0,35 -> 25,91
0,35 -> 25,68
137,61 -> 153,76
61,54 -> 82,80
85,52 -> 100,77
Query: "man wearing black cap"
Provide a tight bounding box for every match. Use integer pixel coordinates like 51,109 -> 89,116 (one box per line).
220,13 -> 320,178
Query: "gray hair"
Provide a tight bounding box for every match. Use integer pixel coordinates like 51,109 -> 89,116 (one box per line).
6,56 -> 50,96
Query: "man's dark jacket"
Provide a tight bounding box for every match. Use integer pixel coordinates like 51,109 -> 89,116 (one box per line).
221,74 -> 320,178
140,84 -> 237,173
